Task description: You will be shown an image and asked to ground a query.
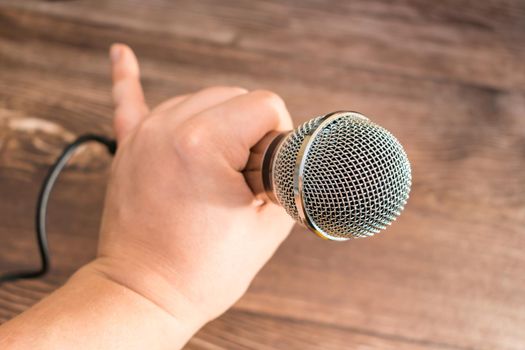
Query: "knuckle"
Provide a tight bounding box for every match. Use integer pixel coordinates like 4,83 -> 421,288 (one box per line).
173,121 -> 211,156
251,89 -> 286,113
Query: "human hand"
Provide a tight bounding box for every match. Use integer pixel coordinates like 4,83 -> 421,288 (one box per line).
82,44 -> 295,330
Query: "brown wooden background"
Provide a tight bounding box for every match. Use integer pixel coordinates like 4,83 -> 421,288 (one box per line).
1,1 -> 524,349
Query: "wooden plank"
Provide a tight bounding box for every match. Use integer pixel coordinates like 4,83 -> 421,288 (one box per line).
186,309 -> 458,350
1,0 -> 524,92
0,1 -> 524,349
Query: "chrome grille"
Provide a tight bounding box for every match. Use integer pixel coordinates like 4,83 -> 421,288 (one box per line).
272,116 -> 324,220
272,112 -> 411,240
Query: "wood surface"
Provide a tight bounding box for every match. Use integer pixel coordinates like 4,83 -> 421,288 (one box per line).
0,1 -> 524,349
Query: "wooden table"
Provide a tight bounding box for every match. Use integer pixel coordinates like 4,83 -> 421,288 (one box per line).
1,1 -> 524,349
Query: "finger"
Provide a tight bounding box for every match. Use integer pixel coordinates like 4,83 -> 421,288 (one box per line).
158,86 -> 248,125
181,90 -> 293,171
110,43 -> 149,142
151,94 -> 191,115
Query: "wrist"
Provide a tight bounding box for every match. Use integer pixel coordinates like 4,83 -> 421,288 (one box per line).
0,260 -> 205,350
73,258 -> 207,343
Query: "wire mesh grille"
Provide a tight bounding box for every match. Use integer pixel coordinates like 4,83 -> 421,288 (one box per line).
273,113 -> 411,239
273,116 -> 324,220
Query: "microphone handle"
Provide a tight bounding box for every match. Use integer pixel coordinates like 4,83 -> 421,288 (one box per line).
243,131 -> 288,204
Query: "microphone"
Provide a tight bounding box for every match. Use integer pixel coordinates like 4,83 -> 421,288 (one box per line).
244,111 -> 412,241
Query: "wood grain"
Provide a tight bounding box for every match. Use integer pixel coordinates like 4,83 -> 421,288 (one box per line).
0,0 -> 524,349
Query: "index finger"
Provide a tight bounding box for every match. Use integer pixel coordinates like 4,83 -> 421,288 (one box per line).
181,90 -> 293,170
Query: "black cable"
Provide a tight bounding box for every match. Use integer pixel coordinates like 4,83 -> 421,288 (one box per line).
0,134 -> 116,284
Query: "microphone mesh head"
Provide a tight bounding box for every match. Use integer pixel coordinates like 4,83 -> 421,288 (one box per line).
272,112 -> 411,240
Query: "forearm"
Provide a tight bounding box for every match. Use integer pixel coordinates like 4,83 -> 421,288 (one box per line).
0,263 -> 201,350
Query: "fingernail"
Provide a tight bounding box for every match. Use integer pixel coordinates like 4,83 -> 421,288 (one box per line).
110,44 -> 122,64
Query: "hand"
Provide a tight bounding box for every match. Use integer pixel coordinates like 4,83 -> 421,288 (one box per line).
83,44 -> 295,328
0,43 -> 295,350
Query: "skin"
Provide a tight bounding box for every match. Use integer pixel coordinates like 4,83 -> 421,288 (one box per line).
0,43 -> 294,349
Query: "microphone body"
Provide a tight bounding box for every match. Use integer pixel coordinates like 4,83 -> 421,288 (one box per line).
244,130 -> 287,204
243,111 -> 412,241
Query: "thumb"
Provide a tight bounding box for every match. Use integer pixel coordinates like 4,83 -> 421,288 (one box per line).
110,43 -> 149,142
